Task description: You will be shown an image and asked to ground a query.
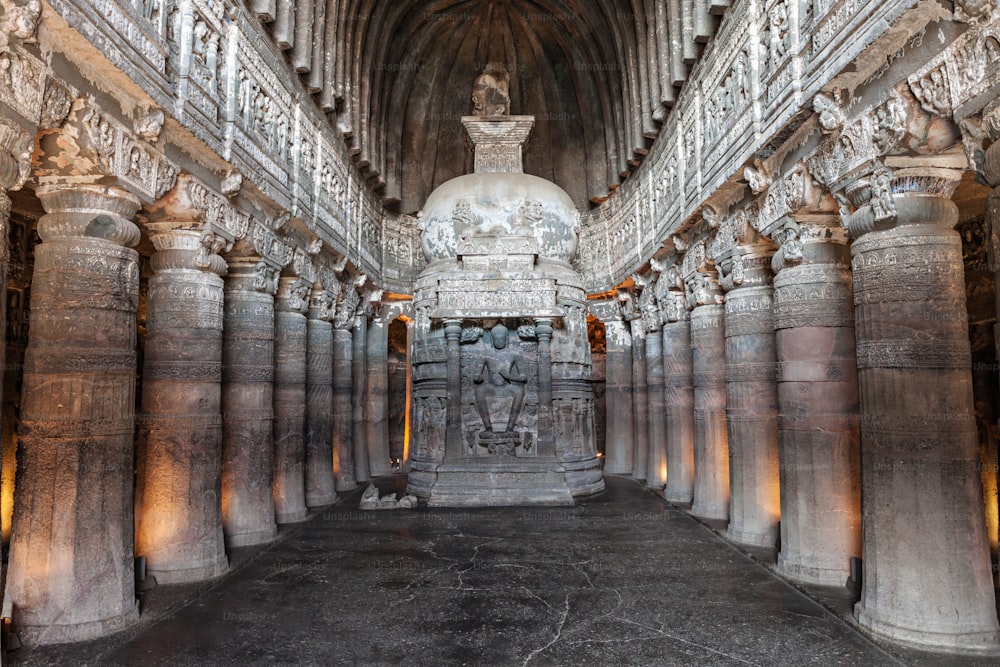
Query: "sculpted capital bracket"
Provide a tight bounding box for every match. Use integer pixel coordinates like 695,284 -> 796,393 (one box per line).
0,118 -> 32,191
34,97 -> 178,202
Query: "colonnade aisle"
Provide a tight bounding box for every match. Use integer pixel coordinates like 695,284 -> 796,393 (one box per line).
21,477 -> 929,666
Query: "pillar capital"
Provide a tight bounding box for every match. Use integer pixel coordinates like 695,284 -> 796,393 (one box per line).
681,239 -> 724,308
35,182 -> 142,247
308,285 -> 335,322
275,275 -> 311,314
842,159 -> 964,240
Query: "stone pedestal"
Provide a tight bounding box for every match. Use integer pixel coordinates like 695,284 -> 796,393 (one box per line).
273,277 -> 309,523
5,184 -> 141,644
770,215 -> 861,587
352,313 -> 371,482
645,327 -> 667,489
846,167 -> 999,650
722,252 -> 780,548
663,293 -> 695,503
366,312 -> 391,477
135,226 -> 228,584
332,323 -> 356,491
305,288 -> 336,507
221,260 -> 278,547
689,303 -> 729,520
631,319 -> 649,481
602,317 -> 634,474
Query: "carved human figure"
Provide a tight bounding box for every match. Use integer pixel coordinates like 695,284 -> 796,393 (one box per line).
472,323 -> 528,433
471,64 -> 511,117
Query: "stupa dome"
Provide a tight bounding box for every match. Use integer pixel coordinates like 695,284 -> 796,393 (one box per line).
419,172 -> 581,263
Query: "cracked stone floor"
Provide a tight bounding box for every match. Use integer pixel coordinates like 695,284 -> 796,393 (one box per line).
14,476 -> 987,666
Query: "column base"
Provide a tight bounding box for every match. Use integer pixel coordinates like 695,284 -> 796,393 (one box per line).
226,525 -> 278,548
689,504 -> 728,521
665,491 -> 693,504
855,602 -> 1000,653
775,555 -> 850,588
14,603 -> 139,646
603,466 -> 634,475
335,480 -> 358,493
726,526 -> 778,548
149,556 -> 229,585
646,480 -> 665,490
276,509 -> 310,524
306,494 -> 338,508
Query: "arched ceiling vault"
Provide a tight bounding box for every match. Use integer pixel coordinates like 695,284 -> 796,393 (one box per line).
254,0 -> 727,213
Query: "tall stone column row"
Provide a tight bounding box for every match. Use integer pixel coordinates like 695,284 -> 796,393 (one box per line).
600,309 -> 635,475
273,276 -> 310,523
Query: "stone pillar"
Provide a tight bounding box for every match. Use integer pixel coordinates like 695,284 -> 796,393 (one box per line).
135,223 -> 229,584
661,283 -> 695,503
273,277 -> 310,523
305,286 -> 336,507
332,319 -> 356,491
5,184 -> 142,644
767,210 -> 861,586
443,319 -> 463,458
221,259 -> 278,546
720,248 -> 780,547
352,313 -> 371,481
366,309 -> 391,477
601,314 -> 634,474
645,325 -> 667,489
845,162 -> 999,649
535,318 -> 555,458
684,244 -> 729,520
631,317 -> 649,481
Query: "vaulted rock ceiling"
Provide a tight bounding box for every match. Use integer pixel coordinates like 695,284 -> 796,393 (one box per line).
253,0 -> 727,213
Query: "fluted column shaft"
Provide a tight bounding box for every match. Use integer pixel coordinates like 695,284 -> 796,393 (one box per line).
273,277 -> 309,523
602,317 -> 634,474
690,303 -> 729,520
305,289 -> 336,506
366,313 -> 391,477
723,252 -> 780,547
221,260 -> 278,546
771,215 -> 860,586
645,326 -> 667,489
631,319 -> 649,480
352,313 -> 371,481
5,184 -> 142,644
663,301 -> 695,503
135,227 -> 228,584
847,165 -> 999,650
332,324 -> 356,491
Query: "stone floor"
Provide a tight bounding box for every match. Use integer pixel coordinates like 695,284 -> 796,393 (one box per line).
12,476 -> 999,666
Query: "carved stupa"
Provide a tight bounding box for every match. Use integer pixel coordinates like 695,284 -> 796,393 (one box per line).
407,65 -> 604,507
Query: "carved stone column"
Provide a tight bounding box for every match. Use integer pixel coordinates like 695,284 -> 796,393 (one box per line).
757,181 -> 861,586
273,276 -> 310,523
135,221 -> 229,584
598,307 -> 634,475
718,244 -> 780,548
846,160 -> 999,649
535,318 -> 555,458
221,258 -> 278,546
5,183 -> 142,644
443,319 -> 464,459
631,317 -> 649,481
366,307 -> 392,477
684,241 -> 729,520
305,285 -> 336,507
332,279 -> 360,491
352,312 -> 371,482
661,271 -> 695,503
639,278 -> 666,489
